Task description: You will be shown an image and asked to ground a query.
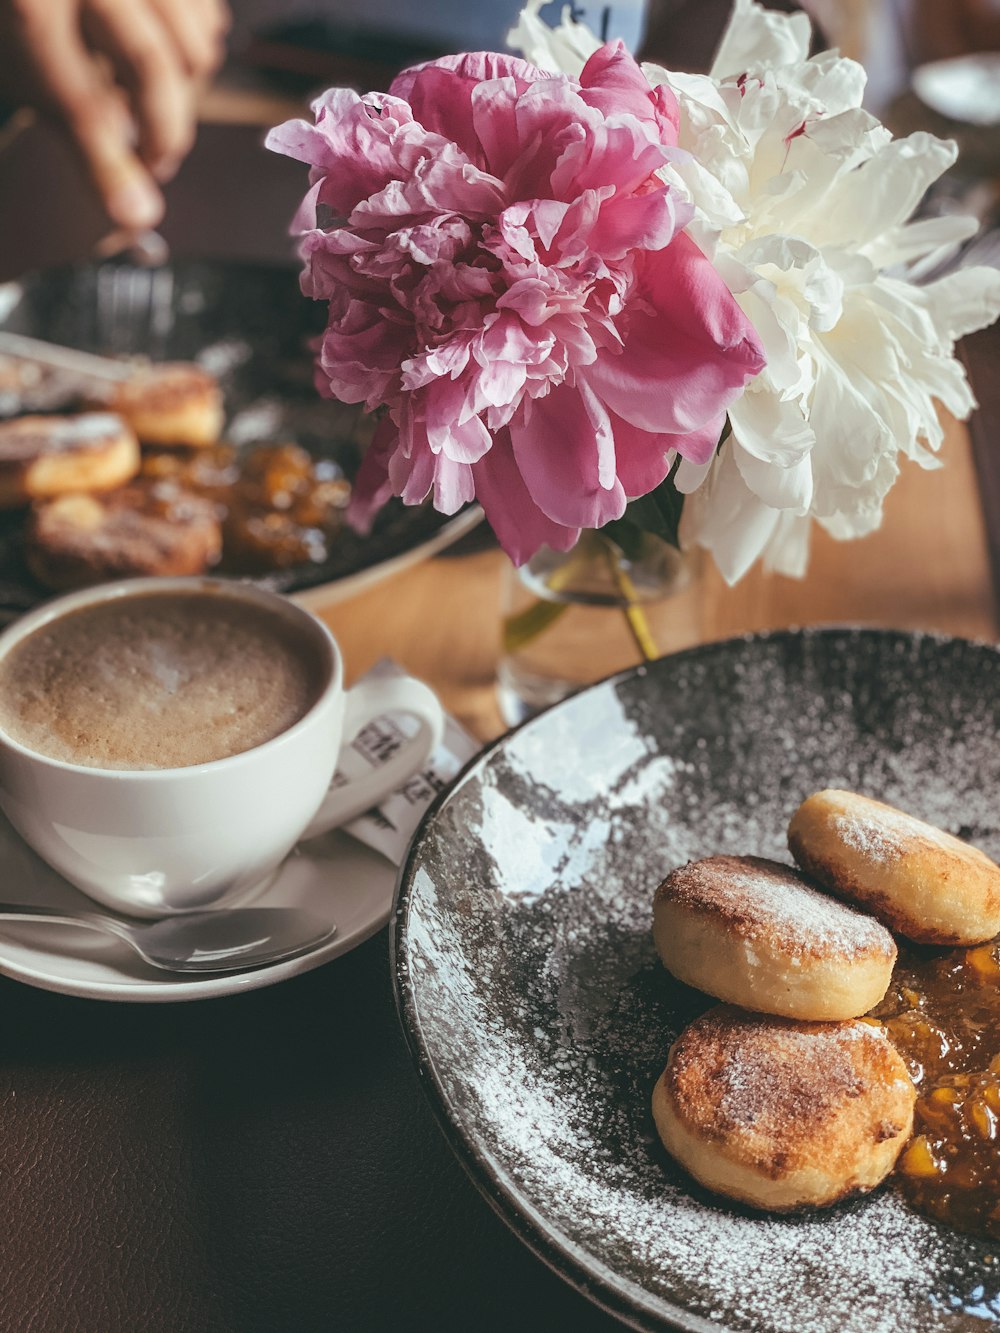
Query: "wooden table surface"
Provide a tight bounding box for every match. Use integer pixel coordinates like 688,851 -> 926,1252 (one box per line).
309,409 -> 999,744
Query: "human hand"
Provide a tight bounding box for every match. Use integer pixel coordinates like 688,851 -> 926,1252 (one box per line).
0,0 -> 230,231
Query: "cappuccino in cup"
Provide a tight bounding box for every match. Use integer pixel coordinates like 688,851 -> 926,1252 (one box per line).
0,590 -> 326,770
0,577 -> 444,916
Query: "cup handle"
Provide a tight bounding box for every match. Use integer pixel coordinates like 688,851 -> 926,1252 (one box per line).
300,676 -> 445,839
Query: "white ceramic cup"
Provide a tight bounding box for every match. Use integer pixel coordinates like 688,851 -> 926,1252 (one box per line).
0,577 -> 445,917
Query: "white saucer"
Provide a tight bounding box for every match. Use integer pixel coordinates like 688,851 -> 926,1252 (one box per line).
0,812 -> 397,1002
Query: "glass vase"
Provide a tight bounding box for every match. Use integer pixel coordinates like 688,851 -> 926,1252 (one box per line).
496,530 -> 703,726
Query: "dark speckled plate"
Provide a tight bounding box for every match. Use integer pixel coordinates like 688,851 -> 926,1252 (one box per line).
394,628 -> 1000,1333
0,259 -> 480,614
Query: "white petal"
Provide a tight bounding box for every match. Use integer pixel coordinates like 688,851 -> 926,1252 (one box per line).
710,0 -> 811,80
507,1 -> 597,74
680,444 -> 782,584
735,442 -> 814,511
729,387 -> 814,470
791,51 -> 868,115
863,214 -> 979,269
735,285 -> 807,394
659,157 -> 745,231
674,454 -> 714,495
809,133 -> 958,250
761,511 -> 812,577
921,266 -> 1000,340
654,70 -> 736,129
818,449 -> 899,538
807,346 -> 892,515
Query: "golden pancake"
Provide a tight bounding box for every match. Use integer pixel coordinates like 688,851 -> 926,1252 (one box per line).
652,1006 -> 916,1212
789,790 -> 1000,946
654,855 -> 897,1020
0,413 -> 139,507
103,363 -> 224,448
26,480 -> 222,589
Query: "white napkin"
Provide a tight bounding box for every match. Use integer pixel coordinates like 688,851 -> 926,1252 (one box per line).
334,659 -> 480,865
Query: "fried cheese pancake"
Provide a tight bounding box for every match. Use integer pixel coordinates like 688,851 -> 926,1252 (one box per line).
0,413 -> 139,507
26,481 -> 222,589
653,855 -> 897,1020
652,1006 -> 915,1212
103,363 -> 224,448
789,790 -> 1000,946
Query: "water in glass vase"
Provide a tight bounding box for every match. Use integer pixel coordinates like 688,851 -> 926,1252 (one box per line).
496,531 -> 703,726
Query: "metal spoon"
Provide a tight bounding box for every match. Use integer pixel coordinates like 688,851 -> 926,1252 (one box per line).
0,903 -> 336,973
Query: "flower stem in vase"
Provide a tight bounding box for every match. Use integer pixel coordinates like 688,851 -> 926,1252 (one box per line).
497,531 -> 700,726
598,536 -> 659,664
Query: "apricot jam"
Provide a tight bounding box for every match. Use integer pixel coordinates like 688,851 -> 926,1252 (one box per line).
141,442 -> 351,573
871,941 -> 1000,1238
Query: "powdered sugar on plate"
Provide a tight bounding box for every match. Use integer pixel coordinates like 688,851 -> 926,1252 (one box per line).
396,629 -> 1000,1333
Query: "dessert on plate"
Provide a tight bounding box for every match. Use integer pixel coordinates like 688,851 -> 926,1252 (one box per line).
652,792 -> 1000,1238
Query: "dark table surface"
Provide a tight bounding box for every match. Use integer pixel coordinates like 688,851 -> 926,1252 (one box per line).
0,934 -> 624,1332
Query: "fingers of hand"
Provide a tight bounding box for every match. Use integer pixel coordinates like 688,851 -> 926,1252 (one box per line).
12,5 -> 165,229
149,0 -> 229,80
65,85 -> 166,228
82,0 -> 197,175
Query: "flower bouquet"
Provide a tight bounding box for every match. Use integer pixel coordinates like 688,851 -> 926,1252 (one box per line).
266,0 -> 1000,707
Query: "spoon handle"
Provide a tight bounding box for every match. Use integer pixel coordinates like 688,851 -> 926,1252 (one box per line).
0,902 -> 131,940
0,906 -> 127,927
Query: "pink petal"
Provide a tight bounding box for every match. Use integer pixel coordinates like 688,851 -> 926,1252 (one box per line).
267,91 -> 413,217
607,410 -> 676,496
427,404 -> 493,464
390,52 -> 546,103
471,429 -> 580,565
288,177 -> 324,233
610,409 -> 724,496
505,82 -> 599,197
390,53 -> 549,169
433,454 -> 476,512
390,413 -> 435,502
346,416 -> 397,533
390,64 -> 488,166
586,186 -> 689,262
476,360 -> 527,408
509,381 -> 626,528
578,42 -> 679,144
584,234 -> 765,434
315,300 -> 409,409
352,144 -> 505,225
471,77 -> 534,181
550,120 -> 671,201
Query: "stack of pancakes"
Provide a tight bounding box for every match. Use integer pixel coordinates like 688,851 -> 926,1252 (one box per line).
651,789 -> 1000,1213
0,363 -> 224,589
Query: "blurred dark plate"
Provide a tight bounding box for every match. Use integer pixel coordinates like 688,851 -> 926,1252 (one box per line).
395,628 -> 1000,1333
0,258 -> 480,616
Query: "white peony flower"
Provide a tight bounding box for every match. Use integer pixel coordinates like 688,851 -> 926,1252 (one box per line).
511,0 -> 1000,582
507,1 -> 601,75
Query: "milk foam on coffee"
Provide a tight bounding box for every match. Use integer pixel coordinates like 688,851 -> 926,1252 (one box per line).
0,591 -> 326,770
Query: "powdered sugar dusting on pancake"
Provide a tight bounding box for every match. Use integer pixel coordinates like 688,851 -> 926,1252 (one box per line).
659,855 -> 896,960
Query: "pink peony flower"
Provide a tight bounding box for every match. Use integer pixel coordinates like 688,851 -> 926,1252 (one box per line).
267,44 -> 766,563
